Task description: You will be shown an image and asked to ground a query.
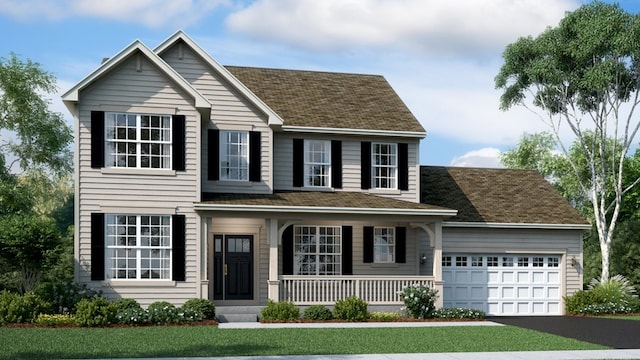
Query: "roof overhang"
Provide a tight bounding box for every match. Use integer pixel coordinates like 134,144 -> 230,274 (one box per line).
154,30 -> 284,127
194,203 -> 457,217
443,221 -> 592,231
61,40 -> 211,114
281,125 -> 426,138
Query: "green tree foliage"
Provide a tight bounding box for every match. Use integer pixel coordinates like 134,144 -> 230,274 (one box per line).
0,215 -> 61,293
495,2 -> 640,280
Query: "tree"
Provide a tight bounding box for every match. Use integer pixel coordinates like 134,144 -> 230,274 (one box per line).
0,214 -> 61,293
495,2 -> 640,280
0,53 -> 72,176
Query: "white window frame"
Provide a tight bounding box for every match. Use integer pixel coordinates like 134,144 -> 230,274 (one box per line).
304,140 -> 331,188
220,130 -> 249,181
373,227 -> 395,263
105,214 -> 172,280
105,112 -> 172,169
372,143 -> 397,189
293,225 -> 342,275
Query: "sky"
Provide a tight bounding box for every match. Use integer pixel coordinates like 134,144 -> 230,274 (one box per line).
1,0 -> 640,168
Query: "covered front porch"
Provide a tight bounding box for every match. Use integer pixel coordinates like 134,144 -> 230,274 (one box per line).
195,191 -> 456,308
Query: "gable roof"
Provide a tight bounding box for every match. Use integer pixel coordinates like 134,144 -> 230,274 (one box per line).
61,39 -> 210,111
154,30 -> 283,126
420,166 -> 590,228
226,66 -> 426,137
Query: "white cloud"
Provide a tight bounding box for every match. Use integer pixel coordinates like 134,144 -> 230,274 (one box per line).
226,0 -> 577,56
450,147 -> 503,168
0,0 -> 229,28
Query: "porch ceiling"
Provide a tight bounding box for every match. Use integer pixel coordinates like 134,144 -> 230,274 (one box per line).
196,191 -> 456,217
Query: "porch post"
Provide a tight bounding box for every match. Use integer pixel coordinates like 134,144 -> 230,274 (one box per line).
432,222 -> 444,309
267,218 -> 280,301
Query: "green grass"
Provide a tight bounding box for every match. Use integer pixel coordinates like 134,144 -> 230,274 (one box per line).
0,325 -> 606,360
602,315 -> 640,321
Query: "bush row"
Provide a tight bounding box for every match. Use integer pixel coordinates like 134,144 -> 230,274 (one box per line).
565,275 -> 640,315
0,289 -> 216,327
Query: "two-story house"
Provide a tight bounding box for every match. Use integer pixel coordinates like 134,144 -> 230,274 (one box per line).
62,31 -> 589,318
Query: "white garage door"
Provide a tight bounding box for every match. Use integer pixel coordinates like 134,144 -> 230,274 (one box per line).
442,254 -> 562,316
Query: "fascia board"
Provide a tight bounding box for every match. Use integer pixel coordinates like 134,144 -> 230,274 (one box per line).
61,40 -> 210,110
194,203 -> 457,217
443,221 -> 592,230
280,125 -> 426,138
154,30 -> 284,126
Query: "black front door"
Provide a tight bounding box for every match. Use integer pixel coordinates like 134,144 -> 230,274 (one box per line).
213,235 -> 253,300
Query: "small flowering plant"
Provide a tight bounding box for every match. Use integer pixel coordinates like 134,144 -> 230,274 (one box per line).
400,284 -> 438,319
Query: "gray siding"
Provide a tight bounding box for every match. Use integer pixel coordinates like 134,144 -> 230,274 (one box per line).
160,44 -> 272,194
273,133 -> 420,202
441,227 -> 584,298
76,53 -> 201,306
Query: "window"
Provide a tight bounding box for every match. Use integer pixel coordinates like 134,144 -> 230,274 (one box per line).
533,257 -> 544,267
548,257 -> 560,267
105,215 -> 172,280
456,256 -> 467,267
502,256 -> 513,267
487,256 -> 498,267
518,257 -> 529,267
105,113 -> 172,169
220,131 -> 249,181
372,143 -> 397,189
304,140 -> 331,187
373,227 -> 395,263
442,256 -> 452,267
293,226 -> 341,275
471,256 -> 483,267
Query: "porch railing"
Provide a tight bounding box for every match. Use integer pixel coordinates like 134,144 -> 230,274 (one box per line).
279,276 -> 435,305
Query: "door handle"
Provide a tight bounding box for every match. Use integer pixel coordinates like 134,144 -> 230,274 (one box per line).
224,264 -> 228,276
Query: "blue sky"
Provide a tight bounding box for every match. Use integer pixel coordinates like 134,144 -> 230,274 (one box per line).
1,0 -> 639,167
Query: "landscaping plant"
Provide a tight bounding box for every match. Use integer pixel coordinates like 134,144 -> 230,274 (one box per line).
333,296 -> 368,321
260,300 -> 300,321
400,284 -> 438,319
302,305 -> 333,321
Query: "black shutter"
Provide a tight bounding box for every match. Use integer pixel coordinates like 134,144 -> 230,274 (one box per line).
396,226 -> 406,263
398,143 -> 409,191
331,140 -> 342,189
282,225 -> 294,275
363,226 -> 374,263
172,115 -> 186,171
91,111 -> 105,169
361,142 -> 371,189
342,226 -> 352,275
249,131 -> 261,182
208,129 -> 219,180
90,213 -> 105,281
172,215 -> 186,281
292,139 -> 304,187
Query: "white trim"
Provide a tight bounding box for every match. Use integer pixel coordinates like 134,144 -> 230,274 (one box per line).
194,203 -> 457,216
281,125 -> 426,138
443,221 -> 591,230
62,40 -> 210,110
154,30 -> 284,126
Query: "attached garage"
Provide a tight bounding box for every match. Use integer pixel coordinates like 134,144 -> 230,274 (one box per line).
442,253 -> 562,315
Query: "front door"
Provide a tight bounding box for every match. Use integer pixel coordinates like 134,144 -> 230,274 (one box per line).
213,235 -> 253,300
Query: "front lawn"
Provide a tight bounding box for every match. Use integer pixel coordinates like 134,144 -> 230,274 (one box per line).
602,315 -> 640,321
0,325 -> 606,359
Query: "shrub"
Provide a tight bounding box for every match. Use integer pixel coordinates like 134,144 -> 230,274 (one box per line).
35,313 -> 76,326
333,296 -> 368,321
302,305 -> 333,321
400,285 -> 438,319
580,302 -> 634,315
181,298 -> 216,320
36,281 -> 101,314
115,307 -> 149,325
260,300 -> 300,321
565,275 -> 639,315
0,291 -> 51,324
369,311 -> 401,321
432,307 -> 486,319
147,301 -> 181,324
75,297 -> 116,327
565,290 -> 600,314
588,275 -> 637,304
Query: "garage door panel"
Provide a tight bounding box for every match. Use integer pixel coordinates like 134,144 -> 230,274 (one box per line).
443,253 -> 563,316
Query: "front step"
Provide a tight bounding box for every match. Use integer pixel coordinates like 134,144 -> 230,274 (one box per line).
216,306 -> 262,323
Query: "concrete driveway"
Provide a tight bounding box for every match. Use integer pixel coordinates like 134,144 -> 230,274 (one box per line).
492,316 -> 640,349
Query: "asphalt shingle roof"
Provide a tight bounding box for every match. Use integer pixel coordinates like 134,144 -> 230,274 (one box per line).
201,191 -> 452,212
420,166 -> 589,225
226,66 -> 425,134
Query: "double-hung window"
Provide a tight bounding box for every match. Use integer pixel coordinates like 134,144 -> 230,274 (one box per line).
304,140 -> 331,187
220,131 -> 249,181
105,113 -> 172,169
293,225 -> 342,275
373,227 -> 395,263
105,214 -> 172,280
372,143 -> 397,189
